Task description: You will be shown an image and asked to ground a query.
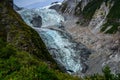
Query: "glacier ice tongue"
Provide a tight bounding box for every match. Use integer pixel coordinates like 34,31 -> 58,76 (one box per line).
18,8 -> 90,74
39,29 -> 83,73
18,8 -> 64,28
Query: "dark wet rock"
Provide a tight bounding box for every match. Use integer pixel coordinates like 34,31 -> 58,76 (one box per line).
58,25 -> 65,30
9,0 -> 13,7
67,70 -> 74,73
49,4 -> 61,11
81,63 -> 88,73
56,61 -> 67,72
51,1 -> 59,4
14,4 -> 23,11
30,15 -> 42,28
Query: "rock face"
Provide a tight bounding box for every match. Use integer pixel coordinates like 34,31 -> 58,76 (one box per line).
60,0 -> 78,14
88,1 -> 113,33
49,2 -> 61,11
30,15 -> 42,28
13,4 -> 23,11
60,0 -> 90,14
58,0 -> 120,75
60,0 -> 120,33
49,4 -> 61,11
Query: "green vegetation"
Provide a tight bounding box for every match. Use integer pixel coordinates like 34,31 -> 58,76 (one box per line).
0,43 -> 119,80
0,39 -> 79,80
0,0 -> 79,80
75,0 -> 120,33
85,66 -> 120,80
81,0 -> 120,33
0,0 -> 120,79
0,0 -> 56,62
82,0 -> 104,20
101,0 -> 120,33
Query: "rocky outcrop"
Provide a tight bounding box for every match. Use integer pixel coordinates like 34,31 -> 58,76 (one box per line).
30,15 -> 42,28
60,0 -> 120,34
59,0 -> 120,75
49,4 -> 61,12
60,0 -> 90,15
14,4 -> 23,11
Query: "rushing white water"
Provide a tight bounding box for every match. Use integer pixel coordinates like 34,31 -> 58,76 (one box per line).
18,8 -> 90,74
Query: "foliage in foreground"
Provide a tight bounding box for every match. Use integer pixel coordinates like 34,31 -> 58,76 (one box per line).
85,66 -> 120,80
0,38 -> 120,80
0,38 -> 79,80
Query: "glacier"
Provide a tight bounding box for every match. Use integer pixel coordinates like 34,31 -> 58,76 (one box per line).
18,8 -> 64,28
18,8 -> 90,74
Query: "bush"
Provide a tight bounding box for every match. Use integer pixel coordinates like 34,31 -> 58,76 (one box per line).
0,45 -> 16,59
5,65 -> 58,80
85,66 -> 120,80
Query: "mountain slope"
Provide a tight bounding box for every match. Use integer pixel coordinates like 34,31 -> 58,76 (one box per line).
60,0 -> 120,33
0,0 -> 79,79
58,0 -> 120,75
